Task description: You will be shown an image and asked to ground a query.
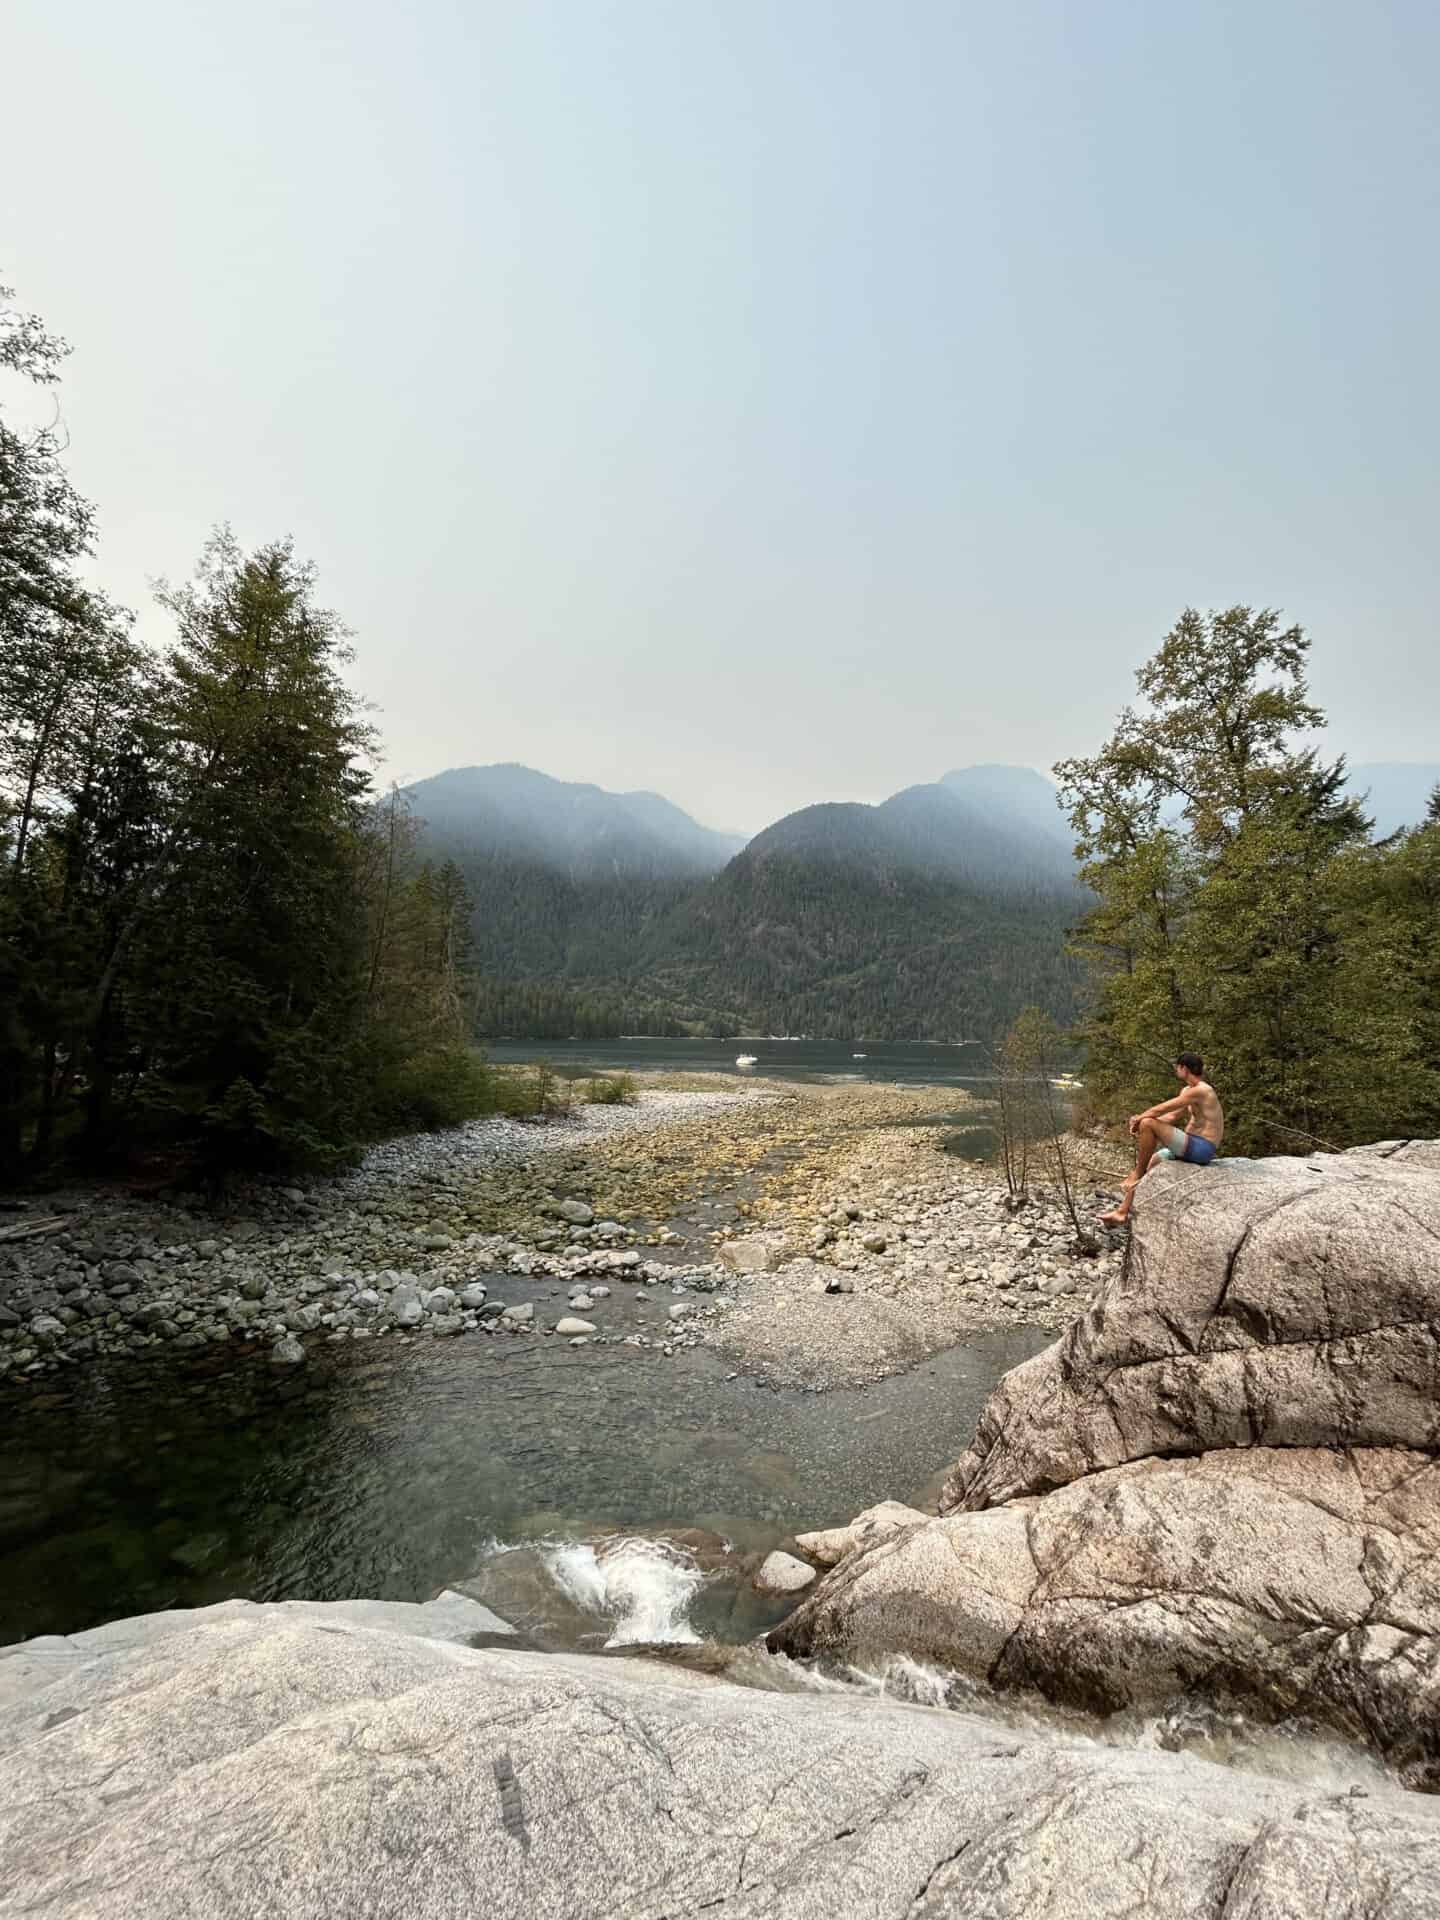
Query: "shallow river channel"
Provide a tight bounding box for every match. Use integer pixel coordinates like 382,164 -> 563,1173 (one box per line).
0,1310 -> 1046,1648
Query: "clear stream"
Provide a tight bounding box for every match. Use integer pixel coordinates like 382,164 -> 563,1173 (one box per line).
0,1308 -> 1048,1648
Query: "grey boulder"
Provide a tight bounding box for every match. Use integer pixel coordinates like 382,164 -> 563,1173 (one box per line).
942,1147 -> 1440,1514
4,1600 -> 1440,1919
773,1445 -> 1440,1786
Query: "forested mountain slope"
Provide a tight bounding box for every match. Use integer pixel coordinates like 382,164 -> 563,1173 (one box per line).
412,763 -> 1085,1041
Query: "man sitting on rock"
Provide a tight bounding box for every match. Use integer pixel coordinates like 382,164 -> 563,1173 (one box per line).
1100,1053 -> 1224,1227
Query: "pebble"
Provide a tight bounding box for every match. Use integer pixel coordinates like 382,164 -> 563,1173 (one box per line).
0,1082 -> 1122,1385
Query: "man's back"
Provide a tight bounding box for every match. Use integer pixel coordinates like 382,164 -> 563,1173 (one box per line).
1186,1080 -> 1224,1146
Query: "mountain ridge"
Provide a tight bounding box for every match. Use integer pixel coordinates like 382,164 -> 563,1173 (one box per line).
402,762 -> 745,878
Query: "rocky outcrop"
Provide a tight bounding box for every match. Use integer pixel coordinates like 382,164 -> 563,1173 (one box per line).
941,1147 -> 1440,1514
772,1446 -> 1440,1785
770,1146 -> 1440,1779
4,1598 -> 1440,1918
795,1498 -> 930,1566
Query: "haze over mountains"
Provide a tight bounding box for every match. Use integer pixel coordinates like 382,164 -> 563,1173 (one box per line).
401,763 -> 746,876
401,755 -> 1437,1044
404,762 -> 1082,1042
404,762 -> 1076,881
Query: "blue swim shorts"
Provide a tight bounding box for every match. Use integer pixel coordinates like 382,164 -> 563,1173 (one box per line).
1166,1128 -> 1217,1165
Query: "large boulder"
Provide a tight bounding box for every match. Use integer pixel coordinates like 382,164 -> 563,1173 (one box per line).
941,1147 -> 1440,1514
4,1598 -> 1440,1918
771,1445 -> 1440,1786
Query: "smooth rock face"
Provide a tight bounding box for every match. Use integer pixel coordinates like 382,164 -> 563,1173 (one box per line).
754,1549 -> 817,1594
4,1602 -> 1440,1919
795,1500 -> 929,1567
773,1446 -> 1440,1786
941,1149 -> 1440,1514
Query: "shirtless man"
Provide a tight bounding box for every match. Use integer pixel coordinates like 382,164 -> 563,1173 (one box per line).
1100,1053 -> 1224,1227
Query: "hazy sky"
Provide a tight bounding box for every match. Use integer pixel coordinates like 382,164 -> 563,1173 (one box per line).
5,1 -> 1437,832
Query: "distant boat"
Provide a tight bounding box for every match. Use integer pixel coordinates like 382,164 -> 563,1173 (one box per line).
1050,1074 -> 1083,1091
852,1052 -> 867,1059
735,1053 -> 758,1068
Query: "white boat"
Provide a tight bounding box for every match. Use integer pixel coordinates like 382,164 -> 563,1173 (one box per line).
852,1052 -> 867,1059
735,1053 -> 758,1068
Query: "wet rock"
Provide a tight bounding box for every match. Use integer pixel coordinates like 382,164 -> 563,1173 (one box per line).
753,1550 -> 817,1595
795,1500 -> 929,1567
458,1284 -> 488,1310
269,1336 -> 305,1366
774,1447 -> 1440,1789
499,1302 -> 534,1327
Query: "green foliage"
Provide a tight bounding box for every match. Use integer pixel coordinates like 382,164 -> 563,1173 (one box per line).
452,852 -> 1083,1044
526,1060 -> 570,1118
0,281 -> 528,1181
365,1044 -> 498,1134
585,1073 -> 637,1106
1058,607 -> 1439,1153
472,977 -> 691,1040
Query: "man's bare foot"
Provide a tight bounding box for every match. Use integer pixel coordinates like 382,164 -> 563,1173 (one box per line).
1098,1208 -> 1129,1228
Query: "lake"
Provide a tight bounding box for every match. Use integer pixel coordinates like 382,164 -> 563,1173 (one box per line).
487,1036 -> 1001,1086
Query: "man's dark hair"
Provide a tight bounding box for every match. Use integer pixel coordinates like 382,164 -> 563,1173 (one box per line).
1175,1052 -> 1204,1078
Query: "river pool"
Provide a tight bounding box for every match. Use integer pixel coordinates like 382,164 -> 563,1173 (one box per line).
0,1312 -> 1047,1648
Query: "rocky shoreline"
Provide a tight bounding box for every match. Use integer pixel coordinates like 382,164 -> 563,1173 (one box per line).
0,1077 -> 1129,1389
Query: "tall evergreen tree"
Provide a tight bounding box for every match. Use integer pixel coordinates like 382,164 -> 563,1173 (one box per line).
1057,608 -> 1430,1152
116,533 -> 375,1171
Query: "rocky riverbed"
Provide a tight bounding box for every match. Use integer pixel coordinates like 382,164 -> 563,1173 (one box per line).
0,1078 -> 1130,1390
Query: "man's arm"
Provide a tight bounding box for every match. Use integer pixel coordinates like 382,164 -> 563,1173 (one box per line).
1128,1092 -> 1190,1134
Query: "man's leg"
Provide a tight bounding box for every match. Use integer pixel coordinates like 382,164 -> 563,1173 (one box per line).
1101,1120 -> 1169,1225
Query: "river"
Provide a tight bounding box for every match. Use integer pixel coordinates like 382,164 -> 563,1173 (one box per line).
0,1299 -> 1046,1648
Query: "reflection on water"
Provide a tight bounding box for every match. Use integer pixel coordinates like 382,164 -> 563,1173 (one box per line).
0,1320 -> 1048,1646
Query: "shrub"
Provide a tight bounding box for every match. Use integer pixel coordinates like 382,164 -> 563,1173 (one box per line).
585,1073 -> 638,1106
